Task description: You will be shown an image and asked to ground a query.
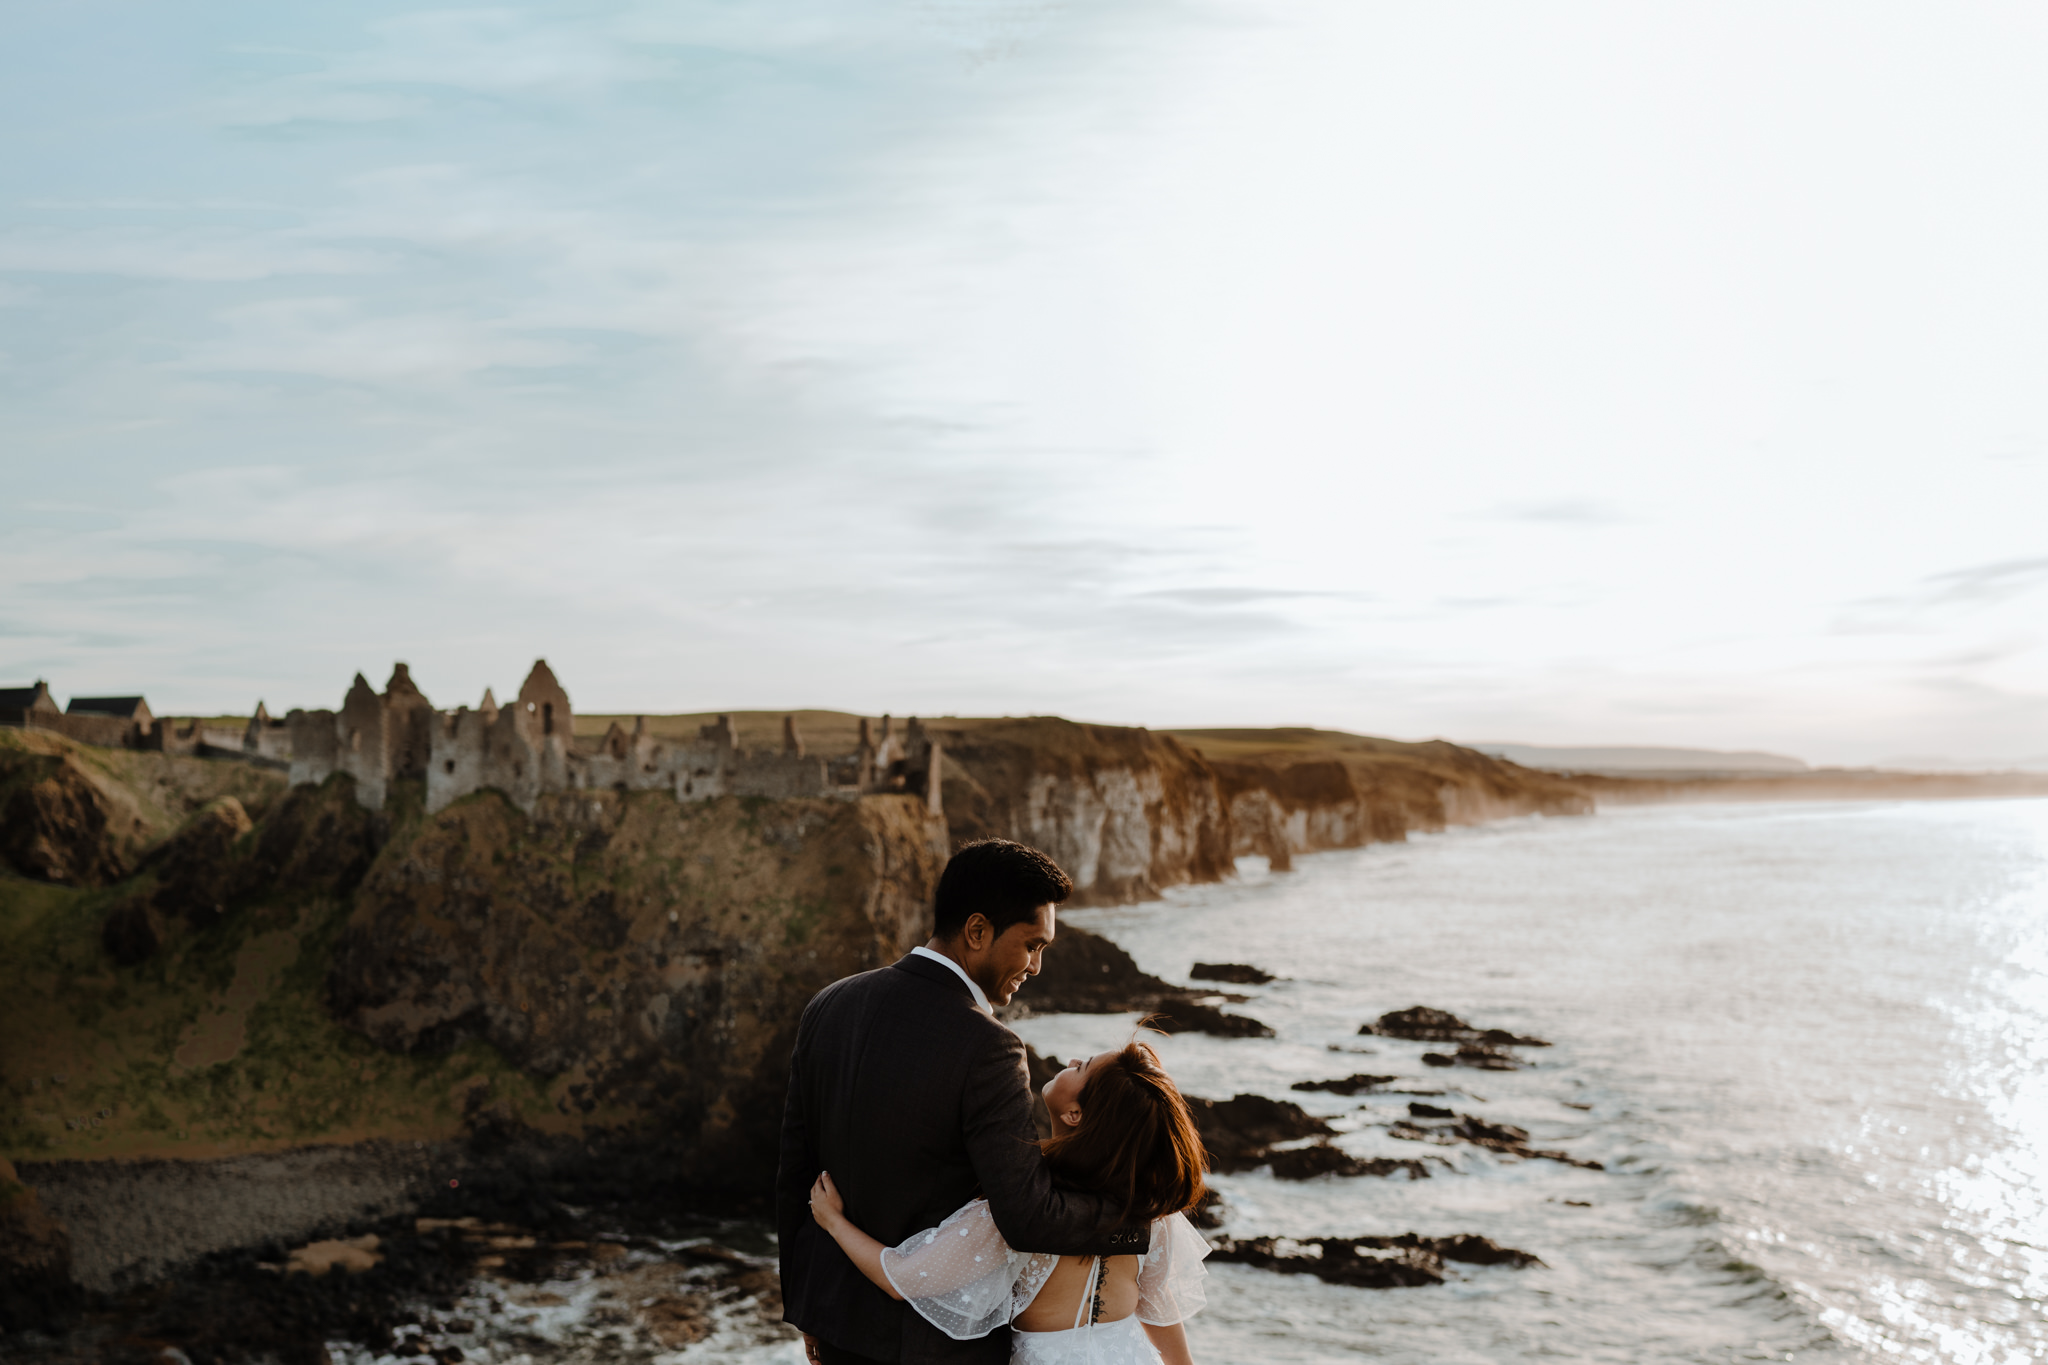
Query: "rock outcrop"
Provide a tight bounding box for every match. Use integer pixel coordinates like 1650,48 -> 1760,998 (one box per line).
1004,925 -> 1273,1036
1184,1093 -> 1333,1172
1170,728 -> 1594,874
1208,1232 -> 1542,1288
1362,1005 -> 1552,1047
143,795 -> 255,929
933,719 -> 1235,905
0,728 -> 285,888
1362,1005 -> 1552,1070
97,781 -> 374,967
1291,1073 -> 1398,1096
0,748 -> 143,887
1189,962 -> 1274,984
1263,1145 -> 1434,1181
1389,1111 -> 1603,1169
929,718 -> 1589,900
327,787 -> 949,1188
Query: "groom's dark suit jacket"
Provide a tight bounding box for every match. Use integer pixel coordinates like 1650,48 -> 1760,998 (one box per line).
777,952 -> 1145,1364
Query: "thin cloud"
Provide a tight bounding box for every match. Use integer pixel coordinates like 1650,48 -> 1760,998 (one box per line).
1919,556 -> 2048,606
0,229 -> 388,282
1838,556 -> 2048,633
1136,587 -> 1356,606
1483,499 -> 1631,526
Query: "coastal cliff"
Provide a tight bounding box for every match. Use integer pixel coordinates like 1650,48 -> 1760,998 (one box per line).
1,727 -> 947,1289
0,715 -> 1585,1295
933,718 -> 1591,891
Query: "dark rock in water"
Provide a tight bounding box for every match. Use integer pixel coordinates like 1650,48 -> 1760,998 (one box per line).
1479,1026 -> 1549,1046
1389,1120 -> 1452,1145
1389,1112 -> 1603,1170
1264,1144 -> 1433,1181
1291,1073 -> 1397,1096
1454,1116 -> 1530,1144
1209,1230 -> 1543,1289
1364,1005 -> 1550,1047
1185,1093 -> 1332,1170
1422,1043 -> 1522,1070
1149,1000 -> 1274,1038
1365,1005 -> 1472,1040
1428,1232 -> 1547,1266
1188,1188 -> 1226,1230
1024,1044 -> 1066,1091
1011,924 -> 1178,1014
1190,962 -> 1274,985
1008,927 -> 1272,1035
1530,1149 -> 1604,1170
1208,1235 -> 1445,1288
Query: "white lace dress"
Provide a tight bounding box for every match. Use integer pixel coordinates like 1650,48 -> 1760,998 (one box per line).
878,1199 -> 1210,1365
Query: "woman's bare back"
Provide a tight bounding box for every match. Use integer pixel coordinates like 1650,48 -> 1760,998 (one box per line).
1013,1253 -> 1140,1333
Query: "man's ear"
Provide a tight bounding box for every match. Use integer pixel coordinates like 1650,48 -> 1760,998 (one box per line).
962,912 -> 991,950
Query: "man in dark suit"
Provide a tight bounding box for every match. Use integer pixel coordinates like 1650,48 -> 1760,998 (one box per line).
777,839 -> 1145,1365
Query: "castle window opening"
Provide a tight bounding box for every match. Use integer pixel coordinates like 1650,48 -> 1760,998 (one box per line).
543,702 -> 554,735
445,760 -> 455,774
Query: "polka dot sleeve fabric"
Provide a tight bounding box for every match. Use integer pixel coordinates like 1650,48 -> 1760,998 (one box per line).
879,1198 -> 1061,1342
1134,1213 -> 1212,1326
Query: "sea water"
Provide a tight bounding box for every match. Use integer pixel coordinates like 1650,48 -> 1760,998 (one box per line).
372,798 -> 2048,1364
1006,798 -> 2048,1365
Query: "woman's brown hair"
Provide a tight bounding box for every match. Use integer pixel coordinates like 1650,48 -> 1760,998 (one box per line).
1040,1035 -> 1208,1226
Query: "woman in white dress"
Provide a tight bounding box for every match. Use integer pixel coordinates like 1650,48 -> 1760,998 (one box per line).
809,1037 -> 1211,1365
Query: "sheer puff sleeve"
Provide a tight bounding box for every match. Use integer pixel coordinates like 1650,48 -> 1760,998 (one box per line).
1135,1212 -> 1212,1326
880,1199 -> 1061,1342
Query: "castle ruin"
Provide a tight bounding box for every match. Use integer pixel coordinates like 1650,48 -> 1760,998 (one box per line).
287,660 -> 942,816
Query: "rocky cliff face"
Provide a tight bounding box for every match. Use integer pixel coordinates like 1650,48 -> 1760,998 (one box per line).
933,719 -> 1590,892
1197,733 -> 1595,871
327,787 -> 947,1187
933,719 -> 1235,905
0,729 -> 284,888
3,762 -> 943,1177
2,736 -> 947,1289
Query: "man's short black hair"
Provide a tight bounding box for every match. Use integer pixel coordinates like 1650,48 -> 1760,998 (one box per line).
932,839 -> 1073,939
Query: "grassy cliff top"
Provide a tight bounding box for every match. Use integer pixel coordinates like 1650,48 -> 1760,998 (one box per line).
572,711 -> 1155,759
1161,727 -> 1473,762
581,715 -> 1520,767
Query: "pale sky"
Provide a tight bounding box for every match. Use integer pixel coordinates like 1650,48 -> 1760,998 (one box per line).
5,2 -> 2047,766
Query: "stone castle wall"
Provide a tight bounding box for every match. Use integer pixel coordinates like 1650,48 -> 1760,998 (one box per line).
287,659 -> 940,816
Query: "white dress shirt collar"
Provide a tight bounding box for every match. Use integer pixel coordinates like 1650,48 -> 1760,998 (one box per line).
910,945 -> 992,1014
